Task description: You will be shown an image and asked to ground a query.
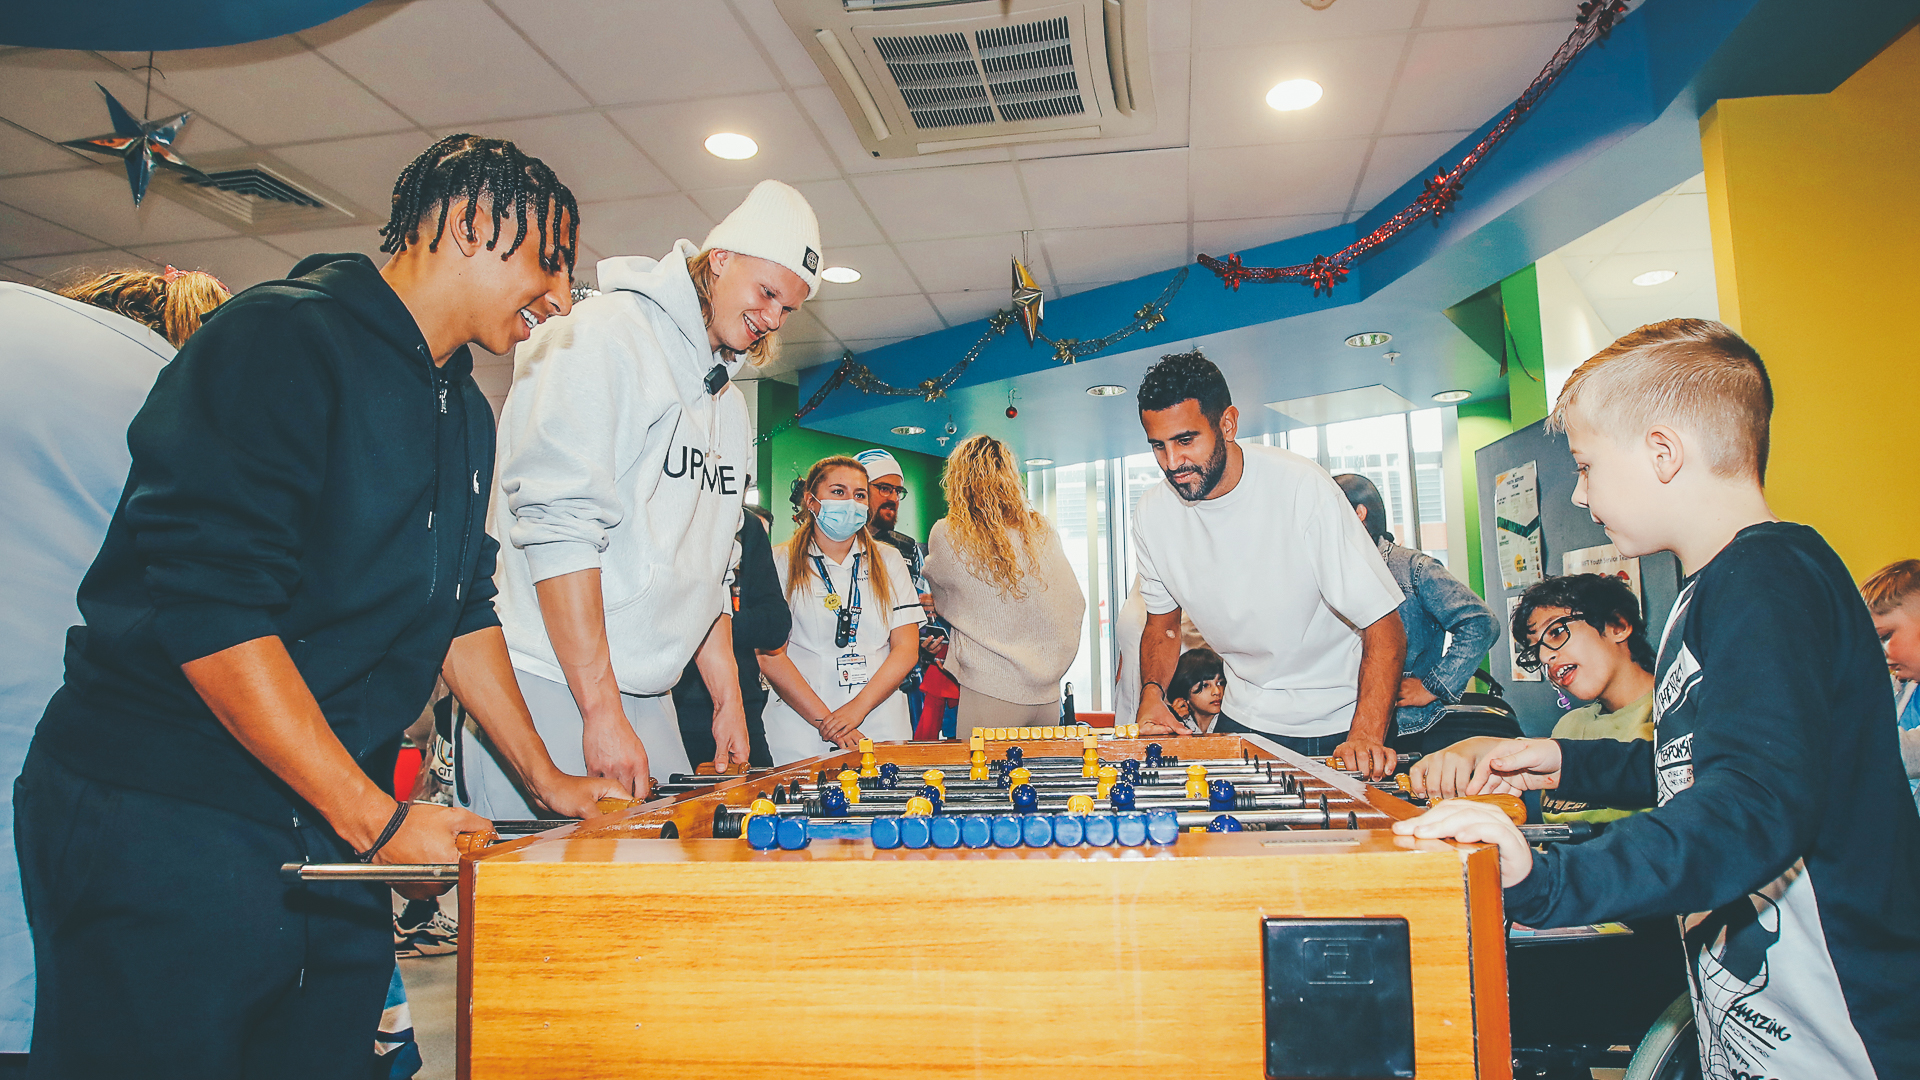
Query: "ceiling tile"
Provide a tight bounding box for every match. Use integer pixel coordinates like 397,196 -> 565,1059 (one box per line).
1193,213 -> 1344,255
1579,249 -> 1716,301
1040,223 -> 1188,284
1351,130 -> 1471,212
773,309 -> 839,345
1054,281 -> 1122,298
1190,139 -> 1370,219
272,131 -> 435,218
608,92 -> 839,191
0,202 -> 98,259
1556,196 -> 1663,262
1151,0 -> 1195,52
581,193 -> 714,257
496,0 -> 780,106
0,50 -> 209,145
3,248 -> 152,281
689,177 -> 886,249
853,163 -> 1032,242
309,0 -> 589,126
1016,50 -> 1192,160
805,243 -> 918,299
0,169 -> 235,248
1422,0 -> 1583,27
0,121 -> 87,176
1019,148 -> 1187,230
145,38 -> 414,145
895,232 -> 1033,294
806,294 -> 944,341
264,223 -> 389,261
927,289 -> 1008,326
1615,193 -> 1714,254
436,113 -> 675,204
128,236 -> 297,291
732,0 -> 827,89
1381,22 -> 1573,135
792,85 -> 1012,176
1191,0 -> 1420,48
1189,35 -> 1405,149
0,264 -> 39,285
758,337 -> 844,379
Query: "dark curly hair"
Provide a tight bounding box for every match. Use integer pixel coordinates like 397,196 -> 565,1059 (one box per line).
1137,349 -> 1231,424
1510,573 -> 1656,673
380,134 -> 578,274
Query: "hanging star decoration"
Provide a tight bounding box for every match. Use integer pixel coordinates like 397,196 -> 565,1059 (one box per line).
61,82 -> 208,207
1010,256 -> 1045,346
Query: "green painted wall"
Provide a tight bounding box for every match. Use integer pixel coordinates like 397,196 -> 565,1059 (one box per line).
754,381 -> 949,547
1457,398 -> 1515,598
1498,264 -> 1550,429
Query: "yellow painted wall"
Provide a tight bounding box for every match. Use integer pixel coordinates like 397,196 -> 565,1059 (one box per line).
1701,27 -> 1920,579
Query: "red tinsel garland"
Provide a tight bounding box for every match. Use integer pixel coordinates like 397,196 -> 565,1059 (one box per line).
1197,0 -> 1631,295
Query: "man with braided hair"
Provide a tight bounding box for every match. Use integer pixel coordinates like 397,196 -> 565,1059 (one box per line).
15,134 -> 623,1077
472,180 -> 823,814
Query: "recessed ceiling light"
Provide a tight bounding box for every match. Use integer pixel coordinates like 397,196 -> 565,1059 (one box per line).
1631,269 -> 1677,287
1432,390 -> 1472,404
1086,384 -> 1128,397
704,132 -> 758,160
1266,79 -> 1324,112
890,424 -> 925,435
1345,332 -> 1392,347
1024,457 -> 1054,467
820,266 -> 861,284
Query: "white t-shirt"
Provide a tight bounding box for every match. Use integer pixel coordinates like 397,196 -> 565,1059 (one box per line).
762,538 -> 923,764
1132,444 -> 1402,738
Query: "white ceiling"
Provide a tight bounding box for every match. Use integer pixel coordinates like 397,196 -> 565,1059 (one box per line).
1,0 -> 1585,406
1554,171 -> 1720,335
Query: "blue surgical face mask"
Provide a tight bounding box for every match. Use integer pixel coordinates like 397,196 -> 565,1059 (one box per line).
813,498 -> 868,542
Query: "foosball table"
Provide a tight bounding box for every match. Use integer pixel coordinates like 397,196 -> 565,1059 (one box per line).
447,730 -> 1513,1079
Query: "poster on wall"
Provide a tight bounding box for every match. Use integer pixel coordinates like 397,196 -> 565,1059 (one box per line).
1494,460 -> 1544,592
1506,596 -> 1541,682
1562,543 -> 1643,604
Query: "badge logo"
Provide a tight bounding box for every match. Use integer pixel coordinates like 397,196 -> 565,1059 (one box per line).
803,246 -> 820,273
823,594 -> 842,611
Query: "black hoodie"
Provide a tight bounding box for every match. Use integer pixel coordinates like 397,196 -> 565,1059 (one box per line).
33,253 -> 501,830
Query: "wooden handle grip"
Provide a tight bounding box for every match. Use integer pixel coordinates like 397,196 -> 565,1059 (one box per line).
596,796 -> 640,816
455,829 -> 500,856
1459,793 -> 1527,826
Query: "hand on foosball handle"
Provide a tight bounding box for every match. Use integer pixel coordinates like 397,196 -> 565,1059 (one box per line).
710,696 -> 752,771
529,772 -> 633,821
374,802 -> 494,898
1391,799 -> 1535,888
1331,737 -> 1397,781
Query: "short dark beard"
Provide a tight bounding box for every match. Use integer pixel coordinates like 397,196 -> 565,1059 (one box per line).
1164,430 -> 1228,500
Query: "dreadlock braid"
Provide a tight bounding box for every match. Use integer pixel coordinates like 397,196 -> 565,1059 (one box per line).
380,133 -> 579,273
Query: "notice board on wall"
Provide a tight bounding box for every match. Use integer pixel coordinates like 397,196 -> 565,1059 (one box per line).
1475,419 -> 1683,736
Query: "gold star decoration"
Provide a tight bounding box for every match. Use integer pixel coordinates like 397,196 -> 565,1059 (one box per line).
1011,258 -> 1045,346
60,82 -> 209,206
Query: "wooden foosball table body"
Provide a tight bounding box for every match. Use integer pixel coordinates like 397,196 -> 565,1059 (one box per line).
458,735 -> 1510,1078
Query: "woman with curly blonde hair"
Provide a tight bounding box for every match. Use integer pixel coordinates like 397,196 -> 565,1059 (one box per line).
924,434 -> 1084,737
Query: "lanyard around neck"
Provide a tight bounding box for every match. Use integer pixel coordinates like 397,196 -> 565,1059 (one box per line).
812,551 -> 862,639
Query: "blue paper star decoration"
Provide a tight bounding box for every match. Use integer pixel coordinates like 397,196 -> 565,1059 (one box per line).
60,82 -> 209,207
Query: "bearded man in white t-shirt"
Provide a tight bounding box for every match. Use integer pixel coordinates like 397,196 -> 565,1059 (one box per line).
1130,351 -> 1408,779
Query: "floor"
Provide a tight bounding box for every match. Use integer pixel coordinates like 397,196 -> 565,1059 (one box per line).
398,953 -> 457,1080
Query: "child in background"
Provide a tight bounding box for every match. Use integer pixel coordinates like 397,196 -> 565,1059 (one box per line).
1395,319 -> 1920,1078
1862,559 -> 1920,808
1411,573 -> 1656,824
1166,648 -> 1226,734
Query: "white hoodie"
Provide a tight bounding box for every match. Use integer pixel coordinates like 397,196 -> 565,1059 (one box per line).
492,241 -> 750,696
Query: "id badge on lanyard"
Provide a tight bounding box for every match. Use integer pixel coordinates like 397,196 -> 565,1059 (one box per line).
817,552 -> 868,687
835,652 -> 869,688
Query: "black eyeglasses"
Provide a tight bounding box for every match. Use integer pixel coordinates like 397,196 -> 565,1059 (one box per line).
1515,614 -> 1580,672
870,482 -> 909,499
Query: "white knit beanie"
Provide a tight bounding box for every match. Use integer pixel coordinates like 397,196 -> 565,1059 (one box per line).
702,180 -> 822,299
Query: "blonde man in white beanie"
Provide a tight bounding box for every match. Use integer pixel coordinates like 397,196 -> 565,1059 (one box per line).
467,180 -> 822,816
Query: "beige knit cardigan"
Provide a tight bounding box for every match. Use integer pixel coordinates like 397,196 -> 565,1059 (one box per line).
924,518 -> 1086,706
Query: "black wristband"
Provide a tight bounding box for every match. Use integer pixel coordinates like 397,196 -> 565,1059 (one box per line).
356,801 -> 412,863
1142,681 -> 1165,700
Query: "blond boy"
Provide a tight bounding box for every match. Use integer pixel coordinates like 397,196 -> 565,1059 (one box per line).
1397,319 -> 1920,1078
1862,559 -> 1920,803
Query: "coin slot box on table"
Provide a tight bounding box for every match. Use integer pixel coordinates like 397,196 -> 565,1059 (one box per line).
1262,917 -> 1415,1080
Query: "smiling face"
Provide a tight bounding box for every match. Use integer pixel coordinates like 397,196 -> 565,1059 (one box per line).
1141,399 -> 1239,501
1526,605 -> 1637,704
1873,601 -> 1920,682
706,249 -> 808,356
867,473 -> 905,530
1565,415 -> 1670,559
456,201 -> 575,356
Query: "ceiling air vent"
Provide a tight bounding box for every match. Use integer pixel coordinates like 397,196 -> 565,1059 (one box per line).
154,155 -> 357,233
776,0 -> 1154,157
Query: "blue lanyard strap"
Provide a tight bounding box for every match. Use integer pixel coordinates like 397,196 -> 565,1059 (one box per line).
812,552 -> 862,638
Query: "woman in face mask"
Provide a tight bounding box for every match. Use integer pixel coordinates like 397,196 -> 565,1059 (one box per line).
757,456 -> 925,764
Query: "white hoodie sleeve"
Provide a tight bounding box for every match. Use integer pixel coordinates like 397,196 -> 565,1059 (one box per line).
498,311 -> 645,583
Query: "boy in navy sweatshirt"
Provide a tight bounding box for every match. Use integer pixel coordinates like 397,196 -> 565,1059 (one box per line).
15,135 -> 623,1078
1398,319 -> 1920,1079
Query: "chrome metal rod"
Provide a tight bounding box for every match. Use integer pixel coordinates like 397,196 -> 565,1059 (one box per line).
280,862 -> 458,883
